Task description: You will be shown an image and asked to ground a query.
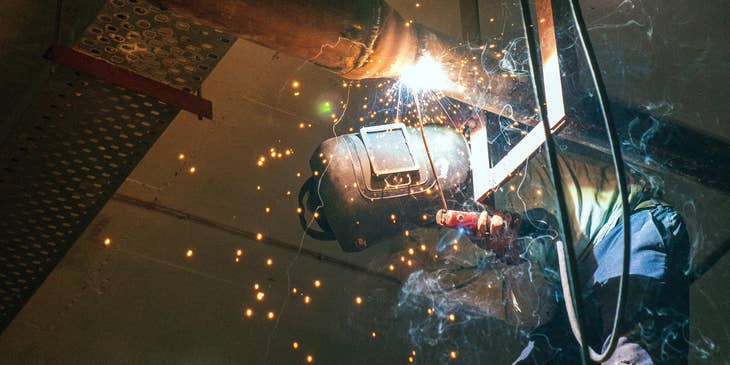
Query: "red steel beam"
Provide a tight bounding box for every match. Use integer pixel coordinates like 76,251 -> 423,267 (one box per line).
48,46 -> 213,119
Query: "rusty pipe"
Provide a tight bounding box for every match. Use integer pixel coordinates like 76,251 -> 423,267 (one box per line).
154,0 -> 535,121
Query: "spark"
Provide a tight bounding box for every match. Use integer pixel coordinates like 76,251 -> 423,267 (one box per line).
103,237 -> 111,246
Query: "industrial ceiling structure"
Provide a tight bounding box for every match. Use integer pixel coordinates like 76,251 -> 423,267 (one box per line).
0,0 -> 728,364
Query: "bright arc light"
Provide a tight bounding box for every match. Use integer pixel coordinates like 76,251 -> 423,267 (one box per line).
397,54 -> 453,91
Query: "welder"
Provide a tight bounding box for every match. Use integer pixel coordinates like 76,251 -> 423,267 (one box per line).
435,150 -> 690,365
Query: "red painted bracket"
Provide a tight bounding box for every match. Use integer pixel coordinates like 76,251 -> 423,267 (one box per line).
48,45 -> 213,119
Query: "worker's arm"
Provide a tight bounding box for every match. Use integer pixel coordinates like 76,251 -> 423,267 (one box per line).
432,208 -> 558,329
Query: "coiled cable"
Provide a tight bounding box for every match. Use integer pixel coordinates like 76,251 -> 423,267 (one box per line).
516,0 -> 632,363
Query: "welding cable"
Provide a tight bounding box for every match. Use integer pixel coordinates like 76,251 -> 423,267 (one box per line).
517,2 -> 588,363
565,0 -> 632,360
413,92 -> 449,211
517,0 -> 632,363
296,176 -> 336,241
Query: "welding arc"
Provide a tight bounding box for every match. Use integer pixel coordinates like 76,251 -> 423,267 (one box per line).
413,92 -> 448,211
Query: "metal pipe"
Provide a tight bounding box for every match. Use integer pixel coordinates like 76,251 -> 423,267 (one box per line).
154,0 -> 535,121
152,0 -> 730,198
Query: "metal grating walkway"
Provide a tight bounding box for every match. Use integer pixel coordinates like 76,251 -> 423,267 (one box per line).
0,0 -> 234,331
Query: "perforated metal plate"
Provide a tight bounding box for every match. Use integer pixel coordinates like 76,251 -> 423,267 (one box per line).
76,0 -> 234,92
0,0 -> 234,330
0,68 -> 178,328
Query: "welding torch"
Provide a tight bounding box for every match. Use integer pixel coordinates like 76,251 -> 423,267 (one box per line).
436,209 -> 522,259
435,209 -> 489,236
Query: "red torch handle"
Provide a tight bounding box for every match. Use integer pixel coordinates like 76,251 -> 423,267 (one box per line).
435,209 -> 489,236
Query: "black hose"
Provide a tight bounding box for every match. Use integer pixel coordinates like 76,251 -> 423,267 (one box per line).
517,0 -> 633,362
566,0 -> 632,360
297,176 -> 336,240
516,1 -> 590,363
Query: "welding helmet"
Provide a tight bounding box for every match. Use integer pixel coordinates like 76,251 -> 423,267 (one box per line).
298,123 -> 471,251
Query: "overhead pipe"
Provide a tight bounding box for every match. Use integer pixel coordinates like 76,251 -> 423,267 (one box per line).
154,0 -> 536,121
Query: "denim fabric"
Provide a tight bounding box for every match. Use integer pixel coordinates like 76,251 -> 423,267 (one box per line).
514,205 -> 690,365
587,205 -> 686,286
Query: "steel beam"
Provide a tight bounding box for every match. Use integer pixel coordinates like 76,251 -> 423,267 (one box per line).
49,46 -> 213,119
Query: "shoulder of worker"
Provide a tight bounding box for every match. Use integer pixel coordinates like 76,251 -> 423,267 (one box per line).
531,147 -> 661,198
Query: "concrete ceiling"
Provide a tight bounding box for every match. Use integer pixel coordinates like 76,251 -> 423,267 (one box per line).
0,0 -> 729,364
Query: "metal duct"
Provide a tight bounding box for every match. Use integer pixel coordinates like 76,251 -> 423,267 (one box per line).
153,0 -> 536,121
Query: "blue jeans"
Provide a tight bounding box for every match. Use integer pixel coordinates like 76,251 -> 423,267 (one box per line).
514,205 -> 690,365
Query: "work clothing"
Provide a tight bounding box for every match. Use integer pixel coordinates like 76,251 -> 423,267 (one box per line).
500,151 -> 650,262
513,204 -> 689,365
500,151 -> 690,365
399,149 -> 689,364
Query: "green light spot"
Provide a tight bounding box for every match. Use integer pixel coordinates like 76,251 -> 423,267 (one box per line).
318,101 -> 332,115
